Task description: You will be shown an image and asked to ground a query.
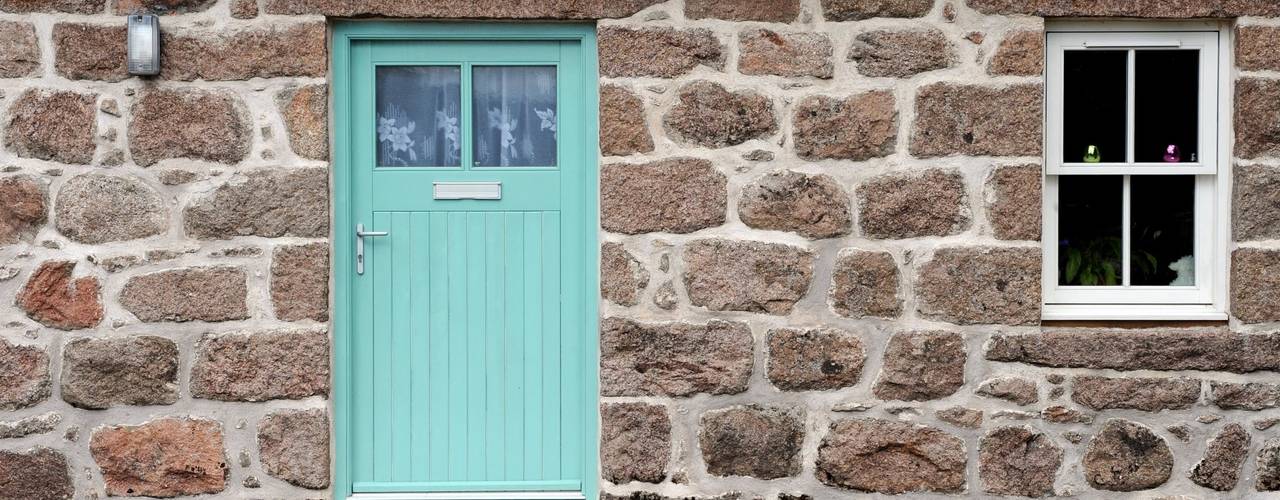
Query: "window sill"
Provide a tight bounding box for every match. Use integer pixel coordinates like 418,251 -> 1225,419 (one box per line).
1041,304 -> 1227,321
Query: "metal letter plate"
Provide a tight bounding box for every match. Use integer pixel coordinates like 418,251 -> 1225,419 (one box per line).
433,181 -> 502,200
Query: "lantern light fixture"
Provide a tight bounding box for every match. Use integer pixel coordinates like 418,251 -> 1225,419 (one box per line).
126,13 -> 160,76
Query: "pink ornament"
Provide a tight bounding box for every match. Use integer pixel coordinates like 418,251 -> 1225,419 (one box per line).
1163,144 -> 1181,163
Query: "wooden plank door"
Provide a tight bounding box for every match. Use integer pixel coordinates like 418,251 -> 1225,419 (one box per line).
334,24 -> 598,499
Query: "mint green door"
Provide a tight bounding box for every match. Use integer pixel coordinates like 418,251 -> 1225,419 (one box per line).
332,23 -> 599,499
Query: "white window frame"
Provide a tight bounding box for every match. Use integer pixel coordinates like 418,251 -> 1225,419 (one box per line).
1042,21 -> 1231,321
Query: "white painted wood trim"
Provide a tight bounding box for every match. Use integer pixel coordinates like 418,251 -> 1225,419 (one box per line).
349,492 -> 586,500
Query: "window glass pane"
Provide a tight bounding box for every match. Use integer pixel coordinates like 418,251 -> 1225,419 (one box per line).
1063,50 -> 1127,164
1131,175 -> 1195,286
1059,176 -> 1123,286
375,66 -> 462,167
1135,50 -> 1199,163
472,66 -> 557,167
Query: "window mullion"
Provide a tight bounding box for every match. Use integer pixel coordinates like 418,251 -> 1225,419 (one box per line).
1122,175 -> 1131,287
1125,48 -> 1136,164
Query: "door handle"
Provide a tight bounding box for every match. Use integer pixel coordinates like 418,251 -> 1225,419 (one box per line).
355,223 -> 388,275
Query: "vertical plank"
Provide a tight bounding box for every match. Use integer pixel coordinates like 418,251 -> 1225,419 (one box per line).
371,211 -> 393,482
465,212 -> 487,480
408,212 -> 430,477
446,212 -> 468,481
541,212 -> 563,479
523,213 -> 544,477
503,212 -> 526,480
427,212 -> 450,480
390,212 -> 413,480
484,212 -> 506,480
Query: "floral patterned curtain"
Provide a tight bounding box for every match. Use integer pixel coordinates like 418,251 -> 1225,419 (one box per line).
375,66 -> 461,167
471,66 -> 557,167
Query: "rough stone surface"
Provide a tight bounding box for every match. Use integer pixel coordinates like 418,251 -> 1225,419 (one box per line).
1235,78 -> 1280,160
986,164 -> 1041,241
816,418 -> 966,494
129,89 -> 251,166
229,0 -> 257,17
936,407 -> 983,428
601,242 -> 650,306
700,405 -> 804,479
987,328 -> 1280,373
54,173 -> 167,244
664,81 -> 776,149
598,27 -> 724,78
600,85 -> 654,156
600,317 -> 753,397
0,412 -> 61,439
601,402 -> 670,484
191,329 -> 329,402
989,30 -> 1044,76
1190,423 -> 1249,491
915,247 -> 1041,325
976,377 -> 1038,406
767,327 -> 865,392
263,0 -> 661,17
0,175 -> 46,245
979,426 -> 1062,497
90,418 -> 227,497
848,29 -> 955,78
51,23 -> 124,81
184,168 -> 329,239
1072,376 -> 1200,412
792,91 -> 896,161
1235,164 -> 1280,241
4,88 -> 96,164
858,169 -> 969,239
601,158 -> 726,234
685,0 -> 799,21
0,338 -> 50,411
738,29 -> 833,78
120,267 -> 249,323
1232,248 -> 1280,323
966,0 -> 1280,17
1083,419 -> 1173,492
0,0 -> 102,13
114,0 -> 214,14
258,409 -> 329,489
16,260 -> 102,330
271,242 -> 329,322
828,249 -> 901,318
1238,26 -> 1280,71
1258,438 -> 1280,491
682,238 -> 814,315
0,447 -> 73,500
873,331 -> 966,401
738,170 -> 851,239
1210,381 -> 1280,410
276,84 -> 328,160
821,0 -> 933,20
161,23 -> 324,80
910,83 -> 1043,157
60,336 -> 178,409
0,21 -> 39,78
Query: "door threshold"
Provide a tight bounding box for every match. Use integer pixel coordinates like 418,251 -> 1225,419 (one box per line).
349,493 -> 586,500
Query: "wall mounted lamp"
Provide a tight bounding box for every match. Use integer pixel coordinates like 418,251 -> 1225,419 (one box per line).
126,14 -> 160,76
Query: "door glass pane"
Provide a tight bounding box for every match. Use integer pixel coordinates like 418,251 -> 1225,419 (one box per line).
1135,50 -> 1199,163
1063,50 -> 1127,164
1059,176 -> 1123,286
472,66 -> 557,167
1131,175 -> 1195,286
375,66 -> 462,167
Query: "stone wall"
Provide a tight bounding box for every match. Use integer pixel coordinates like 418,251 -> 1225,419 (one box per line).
1,0 -> 1280,498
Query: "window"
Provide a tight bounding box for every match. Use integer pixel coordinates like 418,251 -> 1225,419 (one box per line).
1043,23 -> 1229,320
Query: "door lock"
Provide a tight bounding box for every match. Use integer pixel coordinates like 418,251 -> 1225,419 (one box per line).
355,223 -> 388,275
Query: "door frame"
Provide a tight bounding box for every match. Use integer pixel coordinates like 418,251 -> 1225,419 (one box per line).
330,21 -> 601,500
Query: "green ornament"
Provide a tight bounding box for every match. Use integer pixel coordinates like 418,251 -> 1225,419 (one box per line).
1083,145 -> 1101,163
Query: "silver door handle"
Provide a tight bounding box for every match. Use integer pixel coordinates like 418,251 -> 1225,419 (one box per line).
355,223 -> 388,275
